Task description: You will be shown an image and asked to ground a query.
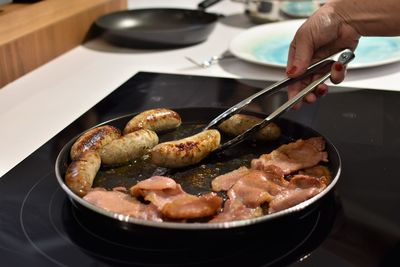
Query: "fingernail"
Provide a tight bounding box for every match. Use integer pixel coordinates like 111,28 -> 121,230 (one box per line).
317,87 -> 328,96
286,66 -> 297,75
334,62 -> 343,72
293,103 -> 302,110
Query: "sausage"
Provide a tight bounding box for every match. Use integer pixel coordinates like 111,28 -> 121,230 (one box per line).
123,108 -> 181,135
100,129 -> 159,166
65,151 -> 101,197
218,114 -> 281,141
150,129 -> 221,168
70,125 -> 121,161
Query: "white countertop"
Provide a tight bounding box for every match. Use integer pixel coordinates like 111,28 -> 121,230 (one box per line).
1,0 -> 400,177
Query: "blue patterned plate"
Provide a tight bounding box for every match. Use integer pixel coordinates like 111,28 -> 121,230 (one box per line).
229,20 -> 400,69
280,1 -> 320,18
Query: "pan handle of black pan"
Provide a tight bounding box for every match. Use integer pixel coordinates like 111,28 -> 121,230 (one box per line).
198,0 -> 223,10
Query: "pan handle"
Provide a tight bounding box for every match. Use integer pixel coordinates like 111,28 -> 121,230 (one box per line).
198,0 -> 223,10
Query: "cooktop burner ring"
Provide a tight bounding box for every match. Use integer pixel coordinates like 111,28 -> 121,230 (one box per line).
19,171 -> 67,267
18,168 -> 336,266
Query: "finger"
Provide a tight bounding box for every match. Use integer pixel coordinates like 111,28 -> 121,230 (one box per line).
292,103 -> 303,110
286,26 -> 315,77
287,75 -> 318,109
316,83 -> 329,96
287,82 -> 303,100
300,74 -> 318,104
288,75 -> 314,98
304,92 -> 317,103
305,73 -> 328,101
287,81 -> 305,109
286,40 -> 298,76
330,62 -> 346,84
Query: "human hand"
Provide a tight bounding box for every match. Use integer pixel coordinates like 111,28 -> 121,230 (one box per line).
286,3 -> 360,109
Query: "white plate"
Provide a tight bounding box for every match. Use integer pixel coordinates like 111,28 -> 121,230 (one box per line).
229,20 -> 400,69
280,1 -> 320,18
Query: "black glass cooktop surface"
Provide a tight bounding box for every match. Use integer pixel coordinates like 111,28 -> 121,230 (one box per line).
1,72 -> 399,267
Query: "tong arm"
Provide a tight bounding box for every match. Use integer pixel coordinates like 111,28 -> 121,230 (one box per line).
204,48 -> 353,131
212,49 -> 355,153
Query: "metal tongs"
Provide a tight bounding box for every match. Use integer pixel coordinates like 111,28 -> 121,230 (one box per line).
205,48 -> 355,153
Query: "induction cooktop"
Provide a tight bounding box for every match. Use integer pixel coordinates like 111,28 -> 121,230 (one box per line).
1,72 -> 399,267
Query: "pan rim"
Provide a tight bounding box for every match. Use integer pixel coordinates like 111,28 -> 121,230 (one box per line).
95,8 -> 219,32
55,108 -> 341,230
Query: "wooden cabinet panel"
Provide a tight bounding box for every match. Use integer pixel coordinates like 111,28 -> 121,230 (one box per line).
0,0 -> 127,88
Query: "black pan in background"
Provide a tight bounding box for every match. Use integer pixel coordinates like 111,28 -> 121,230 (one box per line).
94,1 -> 223,48
55,107 -> 341,238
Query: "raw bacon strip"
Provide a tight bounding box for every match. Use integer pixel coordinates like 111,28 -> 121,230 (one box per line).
268,175 -> 327,214
211,164 -> 287,193
130,176 -> 186,209
211,166 -> 250,191
162,193 -> 223,220
209,199 -> 263,223
256,164 -> 288,187
129,176 -> 223,220
227,170 -> 283,208
83,188 -> 162,221
251,137 -> 328,175
139,185 -> 186,209
130,176 -> 177,193
288,174 -> 328,189
268,187 -> 323,214
299,165 -> 331,181
209,166 -> 286,222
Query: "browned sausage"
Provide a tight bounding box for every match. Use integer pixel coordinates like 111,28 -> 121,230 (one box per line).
123,108 -> 181,135
65,151 -> 101,197
70,125 -> 121,161
150,129 -> 221,168
218,114 -> 281,141
100,129 -> 159,166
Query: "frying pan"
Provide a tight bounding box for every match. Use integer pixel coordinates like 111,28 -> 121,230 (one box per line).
94,0 -> 223,48
55,107 -> 341,240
